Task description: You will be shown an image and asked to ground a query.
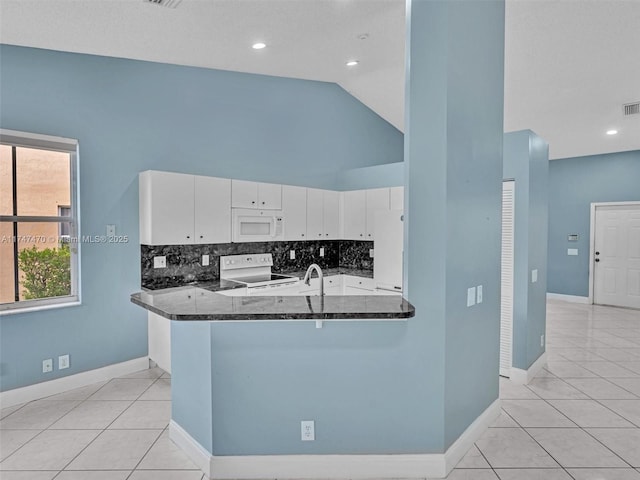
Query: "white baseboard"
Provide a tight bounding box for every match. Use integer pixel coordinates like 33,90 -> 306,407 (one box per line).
170,420 -> 213,478
546,293 -> 590,304
510,352 -> 547,385
170,399 -> 501,480
0,356 -> 149,408
443,398 -> 501,473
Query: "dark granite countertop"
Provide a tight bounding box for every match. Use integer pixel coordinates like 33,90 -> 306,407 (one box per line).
131,286 -> 414,321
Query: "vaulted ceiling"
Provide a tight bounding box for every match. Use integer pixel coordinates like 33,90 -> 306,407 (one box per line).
1,0 -> 639,159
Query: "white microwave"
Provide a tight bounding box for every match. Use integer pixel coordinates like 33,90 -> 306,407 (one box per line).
232,208 -> 285,242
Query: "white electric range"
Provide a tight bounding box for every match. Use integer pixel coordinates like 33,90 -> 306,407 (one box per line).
219,253 -> 299,295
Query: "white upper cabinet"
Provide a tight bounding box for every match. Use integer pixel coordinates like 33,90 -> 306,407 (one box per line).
282,185 -> 307,241
257,182 -> 282,209
141,169 -> 399,247
342,190 -> 367,240
306,188 -> 324,239
140,171 -> 231,245
390,186 -> 404,211
323,190 -> 340,239
140,171 -> 195,245
231,180 -> 282,210
306,188 -> 340,240
194,175 -> 231,244
343,188 -> 393,240
365,188 -> 391,240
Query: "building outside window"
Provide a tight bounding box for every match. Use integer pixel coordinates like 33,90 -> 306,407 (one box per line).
0,129 -> 80,312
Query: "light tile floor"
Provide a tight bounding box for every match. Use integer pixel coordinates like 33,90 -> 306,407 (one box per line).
0,299 -> 639,479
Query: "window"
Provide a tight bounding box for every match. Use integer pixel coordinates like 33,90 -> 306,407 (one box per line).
0,129 -> 80,313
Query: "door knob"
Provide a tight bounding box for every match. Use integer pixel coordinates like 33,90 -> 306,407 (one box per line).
595,251 -> 600,255
595,258 -> 600,262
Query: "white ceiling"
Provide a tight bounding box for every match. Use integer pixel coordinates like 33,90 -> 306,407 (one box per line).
0,0 -> 639,159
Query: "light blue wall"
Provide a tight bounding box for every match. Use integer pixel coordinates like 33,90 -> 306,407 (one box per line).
503,130 -> 549,370
0,44 -> 403,391
405,0 -> 504,451
338,162 -> 404,190
548,150 -> 640,296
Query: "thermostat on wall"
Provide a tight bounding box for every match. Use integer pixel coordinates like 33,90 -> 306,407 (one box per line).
567,234 -> 579,241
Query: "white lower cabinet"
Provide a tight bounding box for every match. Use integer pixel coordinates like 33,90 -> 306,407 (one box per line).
148,312 -> 171,374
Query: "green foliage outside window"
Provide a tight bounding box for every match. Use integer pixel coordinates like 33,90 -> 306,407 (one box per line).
18,244 -> 71,299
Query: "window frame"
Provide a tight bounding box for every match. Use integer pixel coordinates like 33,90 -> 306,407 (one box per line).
0,129 -> 81,314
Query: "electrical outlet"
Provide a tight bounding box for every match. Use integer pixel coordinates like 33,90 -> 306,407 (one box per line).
301,420 -> 315,441
290,250 -> 295,260
202,254 -> 210,266
154,256 -> 166,268
531,269 -> 538,283
106,224 -> 116,236
369,248 -> 374,258
58,354 -> 70,370
319,247 -> 325,257
467,287 -> 476,307
476,285 -> 483,304
42,358 -> 53,373
541,334 -> 545,347
567,248 -> 578,256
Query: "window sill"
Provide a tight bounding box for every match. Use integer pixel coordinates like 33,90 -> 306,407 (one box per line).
0,298 -> 81,316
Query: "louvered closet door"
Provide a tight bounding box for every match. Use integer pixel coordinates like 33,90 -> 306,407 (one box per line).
500,180 -> 515,377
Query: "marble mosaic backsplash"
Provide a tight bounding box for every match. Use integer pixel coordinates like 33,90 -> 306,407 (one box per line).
141,240 -> 373,289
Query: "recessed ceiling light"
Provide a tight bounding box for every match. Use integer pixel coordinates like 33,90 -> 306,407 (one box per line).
346,60 -> 359,67
252,42 -> 266,50
606,129 -> 618,135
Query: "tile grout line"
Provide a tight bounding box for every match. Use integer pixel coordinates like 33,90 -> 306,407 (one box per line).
50,371 -> 165,477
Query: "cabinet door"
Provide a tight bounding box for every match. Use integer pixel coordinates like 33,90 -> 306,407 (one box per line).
282,185 -> 307,241
194,175 -> 231,244
366,188 -> 390,240
306,188 -> 324,239
147,171 -> 195,245
323,189 -> 340,239
390,186 -> 404,211
342,190 -> 367,240
257,182 -> 282,210
231,179 -> 258,208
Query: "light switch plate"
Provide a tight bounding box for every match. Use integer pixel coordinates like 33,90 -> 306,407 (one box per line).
531,269 -> 538,283
476,285 -> 483,304
467,287 -> 476,307
369,249 -> 374,258
58,354 -> 70,370
290,250 -> 295,260
319,247 -> 325,257
154,256 -> 166,268
202,254 -> 210,266
568,248 -> 578,256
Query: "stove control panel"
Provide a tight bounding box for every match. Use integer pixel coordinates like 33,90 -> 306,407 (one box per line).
220,253 -> 273,270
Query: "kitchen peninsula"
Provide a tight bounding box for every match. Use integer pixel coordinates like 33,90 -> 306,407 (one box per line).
131,285 -> 415,321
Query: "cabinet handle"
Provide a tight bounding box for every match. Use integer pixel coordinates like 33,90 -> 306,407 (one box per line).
301,233 -> 305,237
318,233 -> 322,236
368,234 -> 372,237
325,233 -> 329,236
187,235 -> 190,239
360,234 -> 363,237
262,201 -> 265,205
251,201 -> 256,204
199,235 -> 203,239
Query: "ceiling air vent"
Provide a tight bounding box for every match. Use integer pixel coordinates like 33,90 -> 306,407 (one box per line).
144,0 -> 182,8
623,102 -> 640,116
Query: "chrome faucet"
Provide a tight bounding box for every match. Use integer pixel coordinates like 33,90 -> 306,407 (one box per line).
303,264 -> 324,297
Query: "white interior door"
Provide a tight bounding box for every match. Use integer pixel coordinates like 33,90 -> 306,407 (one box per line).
500,181 -> 515,377
593,204 -> 640,309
